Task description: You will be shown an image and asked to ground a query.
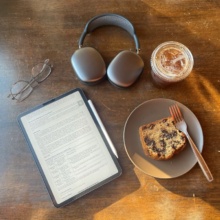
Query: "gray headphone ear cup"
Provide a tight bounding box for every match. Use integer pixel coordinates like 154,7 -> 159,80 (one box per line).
107,51 -> 144,88
71,47 -> 106,85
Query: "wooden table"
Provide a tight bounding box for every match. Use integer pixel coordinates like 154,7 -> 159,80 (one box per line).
0,0 -> 220,219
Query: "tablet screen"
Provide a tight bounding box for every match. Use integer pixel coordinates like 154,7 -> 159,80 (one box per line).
18,89 -> 121,207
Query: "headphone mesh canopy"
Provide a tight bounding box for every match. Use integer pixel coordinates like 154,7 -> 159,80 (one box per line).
79,14 -> 140,52
87,14 -> 135,35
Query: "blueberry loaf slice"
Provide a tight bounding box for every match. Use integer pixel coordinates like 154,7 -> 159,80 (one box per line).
139,117 -> 186,160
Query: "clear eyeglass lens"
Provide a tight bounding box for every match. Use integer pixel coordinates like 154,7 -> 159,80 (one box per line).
32,62 -> 51,82
11,80 -> 33,101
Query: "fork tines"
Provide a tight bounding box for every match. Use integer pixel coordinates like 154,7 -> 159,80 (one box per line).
169,104 -> 183,123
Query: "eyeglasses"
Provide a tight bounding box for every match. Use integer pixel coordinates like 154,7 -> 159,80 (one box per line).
8,59 -> 53,102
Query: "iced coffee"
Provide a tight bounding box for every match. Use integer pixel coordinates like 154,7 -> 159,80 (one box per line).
150,41 -> 194,87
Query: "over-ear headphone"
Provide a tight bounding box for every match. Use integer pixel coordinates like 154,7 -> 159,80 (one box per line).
71,13 -> 144,88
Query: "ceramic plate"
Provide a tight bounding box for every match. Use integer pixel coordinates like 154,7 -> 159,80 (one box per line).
123,98 -> 204,179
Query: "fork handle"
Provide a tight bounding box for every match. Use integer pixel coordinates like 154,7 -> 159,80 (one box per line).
186,133 -> 214,182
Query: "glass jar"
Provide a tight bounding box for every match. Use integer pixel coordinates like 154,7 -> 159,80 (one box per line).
150,41 -> 194,87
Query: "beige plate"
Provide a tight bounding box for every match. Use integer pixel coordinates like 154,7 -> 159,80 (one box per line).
123,98 -> 204,179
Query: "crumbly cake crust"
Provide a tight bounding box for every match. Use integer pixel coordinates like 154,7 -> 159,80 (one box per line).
139,117 -> 186,160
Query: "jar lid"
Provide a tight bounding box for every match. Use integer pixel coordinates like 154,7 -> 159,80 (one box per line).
151,41 -> 194,82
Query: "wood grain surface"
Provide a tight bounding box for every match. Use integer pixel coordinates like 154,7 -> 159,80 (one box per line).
0,0 -> 220,219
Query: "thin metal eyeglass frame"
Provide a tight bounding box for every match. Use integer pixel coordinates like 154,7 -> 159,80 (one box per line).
8,59 -> 53,102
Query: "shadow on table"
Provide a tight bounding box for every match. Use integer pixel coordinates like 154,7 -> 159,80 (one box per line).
155,164 -> 220,211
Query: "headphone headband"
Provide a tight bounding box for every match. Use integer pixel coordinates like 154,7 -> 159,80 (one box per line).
78,14 -> 140,53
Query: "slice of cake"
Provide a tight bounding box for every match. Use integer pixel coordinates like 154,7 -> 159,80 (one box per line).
139,117 -> 186,160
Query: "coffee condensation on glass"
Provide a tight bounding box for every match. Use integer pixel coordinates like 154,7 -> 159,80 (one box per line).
150,41 -> 194,87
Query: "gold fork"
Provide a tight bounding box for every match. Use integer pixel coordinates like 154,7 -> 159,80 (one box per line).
169,104 -> 214,182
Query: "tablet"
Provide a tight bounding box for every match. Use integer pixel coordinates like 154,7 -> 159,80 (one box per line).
18,88 -> 122,207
